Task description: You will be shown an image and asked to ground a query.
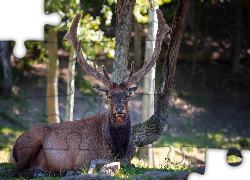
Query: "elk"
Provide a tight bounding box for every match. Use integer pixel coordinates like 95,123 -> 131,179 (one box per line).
10,9 -> 168,178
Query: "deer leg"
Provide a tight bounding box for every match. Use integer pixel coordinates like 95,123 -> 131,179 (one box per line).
12,163 -> 27,177
120,140 -> 136,165
12,151 -> 44,178
12,124 -> 46,177
12,168 -> 35,178
12,144 -> 44,177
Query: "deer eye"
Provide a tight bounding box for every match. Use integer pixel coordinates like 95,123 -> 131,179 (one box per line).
107,95 -> 112,99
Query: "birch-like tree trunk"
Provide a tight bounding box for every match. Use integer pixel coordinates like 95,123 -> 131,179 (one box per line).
66,47 -> 76,121
137,5 -> 159,166
65,0 -> 79,122
0,41 -> 12,98
47,27 -> 60,124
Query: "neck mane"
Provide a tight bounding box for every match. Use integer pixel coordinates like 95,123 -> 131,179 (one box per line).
106,113 -> 131,159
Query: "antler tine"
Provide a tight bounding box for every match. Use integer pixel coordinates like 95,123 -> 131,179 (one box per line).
126,9 -> 169,87
121,61 -> 134,86
102,65 -> 113,87
64,13 -> 114,89
77,40 -> 110,87
125,61 -> 147,86
92,61 -> 108,85
127,60 -> 147,86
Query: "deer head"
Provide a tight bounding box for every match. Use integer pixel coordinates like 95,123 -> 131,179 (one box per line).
64,9 -> 169,122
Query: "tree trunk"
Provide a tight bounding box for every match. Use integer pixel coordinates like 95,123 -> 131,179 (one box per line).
112,0 -> 136,84
137,5 -> 159,166
131,0 -> 191,147
66,47 -> 76,121
46,27 -> 60,124
134,18 -> 142,68
0,41 -> 12,98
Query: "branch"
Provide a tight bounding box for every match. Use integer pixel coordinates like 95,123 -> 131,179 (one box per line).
131,0 -> 191,147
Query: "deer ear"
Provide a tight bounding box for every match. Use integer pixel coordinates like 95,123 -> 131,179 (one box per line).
129,86 -> 139,95
92,87 -> 108,97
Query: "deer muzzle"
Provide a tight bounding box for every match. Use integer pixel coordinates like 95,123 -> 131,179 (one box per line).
114,105 -> 126,117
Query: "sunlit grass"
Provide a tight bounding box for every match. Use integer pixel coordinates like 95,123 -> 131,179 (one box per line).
0,161 -> 193,180
114,161 -> 193,180
0,125 -> 24,163
227,155 -> 242,164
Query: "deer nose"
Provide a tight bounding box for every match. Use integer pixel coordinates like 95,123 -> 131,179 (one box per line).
115,106 -> 125,113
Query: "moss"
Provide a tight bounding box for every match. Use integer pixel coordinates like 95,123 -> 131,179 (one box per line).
131,122 -> 143,134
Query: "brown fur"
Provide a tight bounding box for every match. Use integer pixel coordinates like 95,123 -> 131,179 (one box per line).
10,87 -> 137,177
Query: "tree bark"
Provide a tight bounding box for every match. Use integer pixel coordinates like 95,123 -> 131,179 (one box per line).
46,27 -> 60,124
0,41 -> 12,98
131,0 -> 191,147
112,0 -> 136,84
66,47 -> 76,121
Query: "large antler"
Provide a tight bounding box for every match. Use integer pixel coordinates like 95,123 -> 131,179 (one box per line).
123,9 -> 169,87
64,13 -> 115,89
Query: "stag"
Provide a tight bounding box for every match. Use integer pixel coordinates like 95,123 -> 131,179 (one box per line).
10,9 -> 168,177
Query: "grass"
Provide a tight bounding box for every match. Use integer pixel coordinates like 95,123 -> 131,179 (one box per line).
155,131 -> 250,150
0,161 -> 193,180
114,162 -> 192,179
227,155 -> 242,164
0,125 -> 25,163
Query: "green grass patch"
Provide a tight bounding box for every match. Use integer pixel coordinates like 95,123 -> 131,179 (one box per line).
114,162 -> 192,179
0,125 -> 24,147
154,131 -> 250,150
237,137 -> 250,148
0,161 -> 193,180
0,162 -> 15,179
0,125 -> 25,163
153,133 -> 207,148
227,155 -> 242,164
